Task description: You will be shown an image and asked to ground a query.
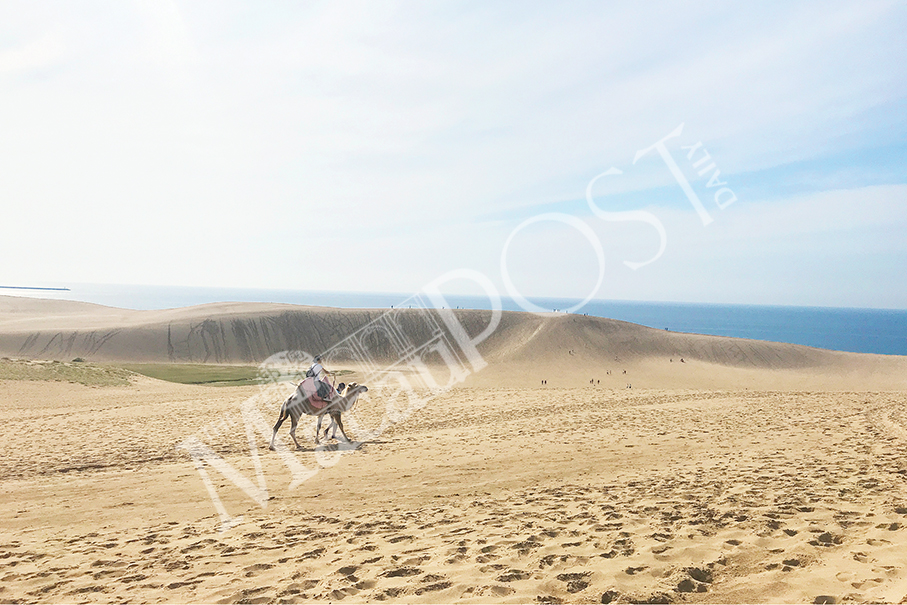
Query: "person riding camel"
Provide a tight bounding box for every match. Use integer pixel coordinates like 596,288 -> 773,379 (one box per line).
306,355 -> 335,401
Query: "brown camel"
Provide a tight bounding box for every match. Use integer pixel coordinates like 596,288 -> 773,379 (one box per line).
269,382 -> 369,450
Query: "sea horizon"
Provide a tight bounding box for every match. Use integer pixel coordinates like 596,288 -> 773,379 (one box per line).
3,282 -> 906,357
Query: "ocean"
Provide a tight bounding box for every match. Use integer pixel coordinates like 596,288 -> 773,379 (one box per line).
4,283 -> 907,356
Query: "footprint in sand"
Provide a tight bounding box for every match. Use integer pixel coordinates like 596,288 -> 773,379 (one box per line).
387,535 -> 414,544
380,566 -> 422,578
415,581 -> 452,595
243,563 -> 273,576
461,585 -> 515,598
68,585 -> 110,595
276,583 -> 307,598
809,532 -> 844,546
374,586 -> 406,600
849,577 -> 885,589
479,563 -> 507,573
851,551 -> 871,563
556,572 -> 591,593
118,574 -> 148,583
687,567 -> 714,583
415,575 -> 453,595
497,569 -> 532,582
446,544 -> 469,563
539,554 -> 570,568
218,586 -> 272,604
601,536 -> 635,558
29,580 -> 73,596
298,547 -> 326,560
677,578 -> 708,593
91,568 -> 126,580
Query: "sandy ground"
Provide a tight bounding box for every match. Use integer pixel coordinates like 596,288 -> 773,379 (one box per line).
2,373 -> 907,604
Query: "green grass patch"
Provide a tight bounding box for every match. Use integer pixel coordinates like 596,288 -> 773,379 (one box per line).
0,358 -> 133,387
0,358 -> 361,388
119,363 -> 269,386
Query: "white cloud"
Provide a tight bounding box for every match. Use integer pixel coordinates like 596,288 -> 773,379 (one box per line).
134,0 -> 200,70
0,1 -> 904,307
0,31 -> 66,75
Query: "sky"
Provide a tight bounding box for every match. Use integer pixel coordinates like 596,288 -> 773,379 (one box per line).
1,1 -> 905,309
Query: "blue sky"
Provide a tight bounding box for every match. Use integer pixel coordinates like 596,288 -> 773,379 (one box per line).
1,1 -> 905,308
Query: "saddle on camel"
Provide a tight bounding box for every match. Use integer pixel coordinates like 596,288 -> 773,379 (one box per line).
297,375 -> 341,409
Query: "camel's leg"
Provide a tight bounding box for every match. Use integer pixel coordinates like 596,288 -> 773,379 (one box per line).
269,406 -> 288,451
289,415 -> 303,450
331,412 -> 352,443
322,416 -> 337,440
314,414 -> 324,445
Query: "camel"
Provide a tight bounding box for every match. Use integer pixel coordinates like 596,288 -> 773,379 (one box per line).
269,382 -> 369,450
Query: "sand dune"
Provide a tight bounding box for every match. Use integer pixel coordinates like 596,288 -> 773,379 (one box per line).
1,294 -> 905,391
2,294 -> 907,604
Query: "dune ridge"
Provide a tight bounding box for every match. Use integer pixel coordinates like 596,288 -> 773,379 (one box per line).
1,295 -> 905,390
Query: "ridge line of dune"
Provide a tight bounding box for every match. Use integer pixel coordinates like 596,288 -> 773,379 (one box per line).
1,295 -> 905,391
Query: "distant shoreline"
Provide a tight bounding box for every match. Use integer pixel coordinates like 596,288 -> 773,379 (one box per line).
0,285 -> 70,292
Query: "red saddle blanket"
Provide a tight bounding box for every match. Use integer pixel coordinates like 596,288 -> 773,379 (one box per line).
299,377 -> 336,409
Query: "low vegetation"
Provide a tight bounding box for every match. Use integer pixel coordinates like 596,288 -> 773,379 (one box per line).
121,364 -> 357,386
119,363 -> 269,386
1,358 -> 358,387
0,357 -> 133,387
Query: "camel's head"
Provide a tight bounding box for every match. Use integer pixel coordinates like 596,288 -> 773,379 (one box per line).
346,382 -> 367,394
